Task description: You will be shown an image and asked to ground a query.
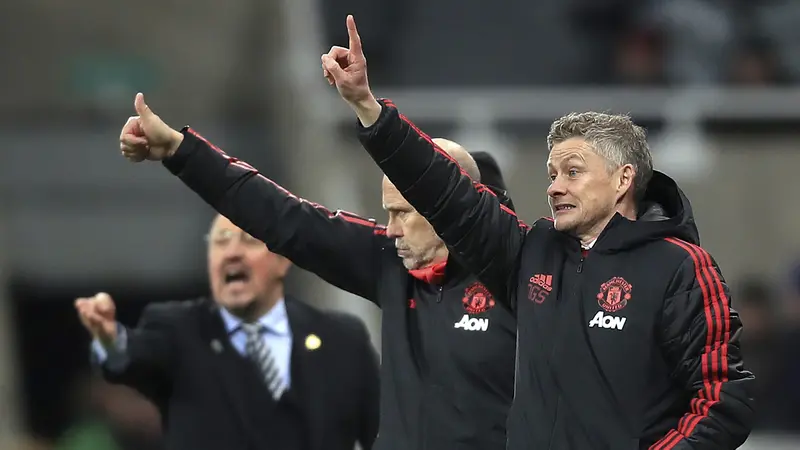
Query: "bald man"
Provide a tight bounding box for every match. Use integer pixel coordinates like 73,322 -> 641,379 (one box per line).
76,214 -> 380,450
116,93 -> 517,450
432,138 -> 479,175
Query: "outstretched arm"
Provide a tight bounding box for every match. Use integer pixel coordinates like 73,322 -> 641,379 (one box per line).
357,101 -> 529,301
321,16 -> 528,301
91,301 -> 178,403
162,130 -> 387,302
117,93 -> 387,304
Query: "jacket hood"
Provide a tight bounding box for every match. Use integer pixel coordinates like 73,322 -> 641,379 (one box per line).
472,151 -> 516,211
595,170 -> 700,253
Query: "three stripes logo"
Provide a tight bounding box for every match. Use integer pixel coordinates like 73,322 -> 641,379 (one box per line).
528,274 -> 553,304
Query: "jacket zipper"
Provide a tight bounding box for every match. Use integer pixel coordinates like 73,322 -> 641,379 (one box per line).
548,253 -> 585,449
421,285 -> 444,448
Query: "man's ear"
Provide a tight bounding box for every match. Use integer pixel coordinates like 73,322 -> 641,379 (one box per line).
617,164 -> 636,201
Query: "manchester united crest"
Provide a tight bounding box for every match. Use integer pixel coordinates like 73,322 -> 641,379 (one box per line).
462,282 -> 495,314
596,277 -> 632,313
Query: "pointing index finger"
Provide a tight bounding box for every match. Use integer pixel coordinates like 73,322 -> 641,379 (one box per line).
346,15 -> 362,56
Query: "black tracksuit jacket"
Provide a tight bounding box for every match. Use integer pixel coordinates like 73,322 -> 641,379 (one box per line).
162,130 -> 517,450
356,99 -> 757,450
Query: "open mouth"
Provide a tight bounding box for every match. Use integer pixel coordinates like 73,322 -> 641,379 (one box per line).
554,204 -> 575,213
224,268 -> 251,285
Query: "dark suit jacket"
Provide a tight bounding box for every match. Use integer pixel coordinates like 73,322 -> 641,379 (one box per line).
98,297 -> 379,450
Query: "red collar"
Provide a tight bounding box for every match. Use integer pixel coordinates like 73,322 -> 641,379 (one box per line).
408,261 -> 447,285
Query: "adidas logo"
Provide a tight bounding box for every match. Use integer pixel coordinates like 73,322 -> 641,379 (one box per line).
529,274 -> 553,292
528,273 -> 553,304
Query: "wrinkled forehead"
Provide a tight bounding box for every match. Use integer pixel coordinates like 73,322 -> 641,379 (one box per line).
547,138 -> 599,167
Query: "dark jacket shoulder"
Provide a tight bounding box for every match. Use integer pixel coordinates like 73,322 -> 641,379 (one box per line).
140,298 -> 204,316
134,298 -> 208,327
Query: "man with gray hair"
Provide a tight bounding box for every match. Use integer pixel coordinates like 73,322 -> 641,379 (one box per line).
322,15 -> 756,449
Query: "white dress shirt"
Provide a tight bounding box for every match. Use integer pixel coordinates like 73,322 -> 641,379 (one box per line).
93,299 -> 294,389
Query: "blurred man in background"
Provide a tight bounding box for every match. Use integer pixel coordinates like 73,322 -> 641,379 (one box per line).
115,93 -> 518,450
75,214 -> 379,450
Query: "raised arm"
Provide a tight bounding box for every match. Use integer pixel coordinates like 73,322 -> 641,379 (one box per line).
164,129 -> 386,302
119,93 -> 386,303
321,16 -> 529,300
78,293 -> 176,399
358,101 -> 529,299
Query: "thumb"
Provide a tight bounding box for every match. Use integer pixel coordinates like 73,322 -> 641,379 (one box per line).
95,292 -> 115,315
321,55 -> 346,81
134,92 -> 155,119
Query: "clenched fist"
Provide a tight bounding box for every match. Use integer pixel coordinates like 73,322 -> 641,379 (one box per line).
119,93 -> 184,162
75,292 -> 118,346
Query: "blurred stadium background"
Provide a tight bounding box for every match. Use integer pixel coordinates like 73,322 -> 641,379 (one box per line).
2,0 -> 800,448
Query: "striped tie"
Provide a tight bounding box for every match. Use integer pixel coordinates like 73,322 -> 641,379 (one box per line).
242,323 -> 286,400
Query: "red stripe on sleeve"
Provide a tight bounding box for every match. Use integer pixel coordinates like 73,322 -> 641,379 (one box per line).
383,101 -> 529,230
188,128 -> 384,233
651,430 -> 682,450
650,237 -> 728,449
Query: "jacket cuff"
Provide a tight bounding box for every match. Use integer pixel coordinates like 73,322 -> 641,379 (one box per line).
356,98 -> 391,131
162,126 -> 199,175
91,324 -> 130,369
356,99 -> 400,159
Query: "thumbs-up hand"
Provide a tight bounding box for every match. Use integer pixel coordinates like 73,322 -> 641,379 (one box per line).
120,93 -> 184,162
321,15 -> 381,126
75,292 -> 118,346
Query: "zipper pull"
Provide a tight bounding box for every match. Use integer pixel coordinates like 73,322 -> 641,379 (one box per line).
577,248 -> 588,273
437,286 -> 443,302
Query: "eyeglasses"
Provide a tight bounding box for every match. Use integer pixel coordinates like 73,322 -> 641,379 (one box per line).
206,229 -> 264,248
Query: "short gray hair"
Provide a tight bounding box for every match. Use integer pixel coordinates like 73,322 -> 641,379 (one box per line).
547,112 -> 653,201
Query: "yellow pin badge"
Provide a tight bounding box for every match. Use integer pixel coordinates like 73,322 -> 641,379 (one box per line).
305,334 -> 321,351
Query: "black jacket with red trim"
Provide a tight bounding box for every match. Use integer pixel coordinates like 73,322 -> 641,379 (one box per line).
160,129 -> 517,450
356,99 -> 756,450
